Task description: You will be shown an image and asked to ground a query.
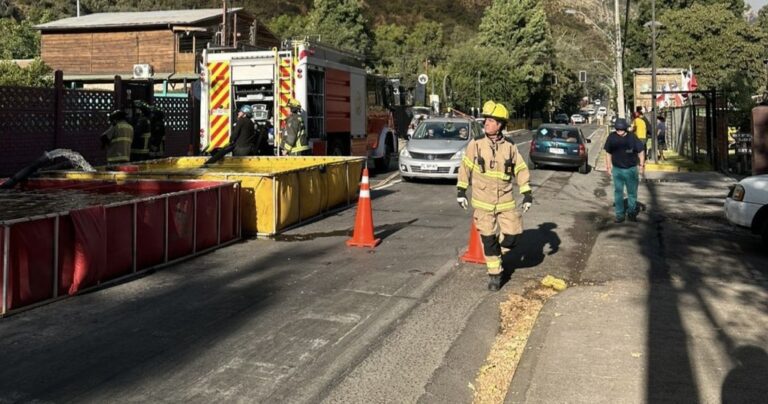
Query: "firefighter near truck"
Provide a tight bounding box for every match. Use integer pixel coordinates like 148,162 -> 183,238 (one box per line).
199,40 -> 405,170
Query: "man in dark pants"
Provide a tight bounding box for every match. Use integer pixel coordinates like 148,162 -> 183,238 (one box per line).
604,118 -> 646,223
231,105 -> 257,156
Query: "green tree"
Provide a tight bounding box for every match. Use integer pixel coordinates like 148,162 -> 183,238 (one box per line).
445,43 -> 527,112
402,21 -> 444,86
658,3 -> 763,110
372,23 -> 408,77
476,0 -> 554,114
307,0 -> 372,57
268,14 -> 310,40
0,58 -> 53,87
0,17 -> 40,59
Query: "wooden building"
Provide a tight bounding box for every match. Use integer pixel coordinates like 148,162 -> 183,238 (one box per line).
36,8 -> 280,83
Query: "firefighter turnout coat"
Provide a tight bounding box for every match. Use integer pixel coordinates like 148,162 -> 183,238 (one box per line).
457,135 -> 531,212
101,120 -> 133,164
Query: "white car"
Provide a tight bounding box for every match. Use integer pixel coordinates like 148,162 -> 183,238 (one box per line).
598,106 -> 607,115
570,114 -> 585,124
724,174 -> 768,246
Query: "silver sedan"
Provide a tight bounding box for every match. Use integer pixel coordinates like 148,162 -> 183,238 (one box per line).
399,117 -> 481,180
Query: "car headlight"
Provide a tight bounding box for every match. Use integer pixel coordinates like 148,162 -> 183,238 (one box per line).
732,184 -> 745,201
452,150 -> 464,159
400,148 -> 411,158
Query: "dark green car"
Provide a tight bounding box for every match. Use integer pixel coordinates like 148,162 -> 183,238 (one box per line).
529,124 -> 591,174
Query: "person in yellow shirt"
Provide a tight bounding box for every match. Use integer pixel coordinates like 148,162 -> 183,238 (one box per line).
631,108 -> 652,153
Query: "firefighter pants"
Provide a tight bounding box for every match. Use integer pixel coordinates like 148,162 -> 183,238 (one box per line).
473,208 -> 523,275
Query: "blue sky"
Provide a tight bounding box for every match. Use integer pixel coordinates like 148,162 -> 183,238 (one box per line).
749,0 -> 767,11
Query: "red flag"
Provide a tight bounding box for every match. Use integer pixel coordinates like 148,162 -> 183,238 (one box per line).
656,83 -> 665,107
688,66 -> 698,92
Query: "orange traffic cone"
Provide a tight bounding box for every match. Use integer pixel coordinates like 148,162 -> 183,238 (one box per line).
460,220 -> 486,264
347,167 -> 381,248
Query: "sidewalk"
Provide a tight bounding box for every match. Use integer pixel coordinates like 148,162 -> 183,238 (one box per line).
505,170 -> 768,403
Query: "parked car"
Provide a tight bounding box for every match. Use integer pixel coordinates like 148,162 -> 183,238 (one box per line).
553,113 -> 570,124
529,124 -> 591,174
399,117 -> 482,180
724,174 -> 768,246
570,114 -> 585,124
598,106 -> 607,115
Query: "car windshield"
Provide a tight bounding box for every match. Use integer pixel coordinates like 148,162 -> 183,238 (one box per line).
536,127 -> 581,143
412,121 -> 471,140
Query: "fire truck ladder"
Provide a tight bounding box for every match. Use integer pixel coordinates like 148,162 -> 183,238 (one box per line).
274,49 -> 295,151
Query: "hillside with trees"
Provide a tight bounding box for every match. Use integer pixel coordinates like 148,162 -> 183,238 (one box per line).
1,0 -> 767,120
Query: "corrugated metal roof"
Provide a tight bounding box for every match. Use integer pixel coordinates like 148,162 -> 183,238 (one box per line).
36,8 -> 243,31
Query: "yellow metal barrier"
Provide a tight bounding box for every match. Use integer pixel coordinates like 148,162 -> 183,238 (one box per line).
48,156 -> 365,236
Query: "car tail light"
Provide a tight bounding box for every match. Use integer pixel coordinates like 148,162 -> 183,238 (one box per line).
530,139 -> 536,151
578,143 -> 586,156
732,184 -> 745,201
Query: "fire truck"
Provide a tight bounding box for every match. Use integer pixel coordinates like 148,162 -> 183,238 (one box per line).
199,40 -> 405,169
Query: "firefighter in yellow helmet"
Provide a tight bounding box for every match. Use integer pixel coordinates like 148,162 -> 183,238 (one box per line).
456,101 -> 533,291
282,99 -> 310,156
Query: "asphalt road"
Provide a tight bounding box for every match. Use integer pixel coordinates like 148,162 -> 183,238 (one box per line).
0,125 -> 609,403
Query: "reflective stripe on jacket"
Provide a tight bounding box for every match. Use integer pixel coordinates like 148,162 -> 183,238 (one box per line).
456,135 -> 531,212
105,120 -> 133,163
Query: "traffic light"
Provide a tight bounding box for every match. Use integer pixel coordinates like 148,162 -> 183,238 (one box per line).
579,71 -> 587,83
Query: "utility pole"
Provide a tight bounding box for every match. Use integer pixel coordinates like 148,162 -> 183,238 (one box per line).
614,0 -> 626,119
650,0 -> 658,163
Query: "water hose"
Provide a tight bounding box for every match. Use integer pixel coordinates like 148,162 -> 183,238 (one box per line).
0,152 -> 52,189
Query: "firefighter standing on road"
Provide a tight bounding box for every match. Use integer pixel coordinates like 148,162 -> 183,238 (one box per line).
282,99 -> 310,156
456,101 -> 533,291
100,110 -> 133,164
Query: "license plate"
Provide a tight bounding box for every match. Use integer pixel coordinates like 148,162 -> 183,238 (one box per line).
738,148 -> 750,154
420,163 -> 438,171
549,148 -> 565,154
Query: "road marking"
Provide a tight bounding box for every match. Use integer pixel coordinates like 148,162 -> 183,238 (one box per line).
373,179 -> 402,190
371,171 -> 401,189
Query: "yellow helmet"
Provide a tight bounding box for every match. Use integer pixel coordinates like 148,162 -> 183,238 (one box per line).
288,99 -> 301,108
481,100 -> 509,122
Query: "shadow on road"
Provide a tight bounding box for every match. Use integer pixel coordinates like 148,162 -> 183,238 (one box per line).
637,176 -> 768,403
501,222 -> 561,284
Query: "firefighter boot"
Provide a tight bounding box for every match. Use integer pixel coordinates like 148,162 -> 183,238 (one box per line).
488,274 -> 502,291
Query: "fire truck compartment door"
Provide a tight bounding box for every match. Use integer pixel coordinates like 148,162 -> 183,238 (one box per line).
350,72 -> 366,137
231,63 -> 274,83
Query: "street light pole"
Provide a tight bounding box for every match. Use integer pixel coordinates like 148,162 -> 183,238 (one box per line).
613,0 -> 626,119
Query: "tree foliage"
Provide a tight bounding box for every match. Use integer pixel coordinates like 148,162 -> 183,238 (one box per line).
0,17 -> 39,58
0,58 -> 53,86
307,0 -> 372,57
372,23 -> 408,78
444,43 -> 527,112
473,0 -> 554,114
657,3 -> 763,109
267,14 -> 310,40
